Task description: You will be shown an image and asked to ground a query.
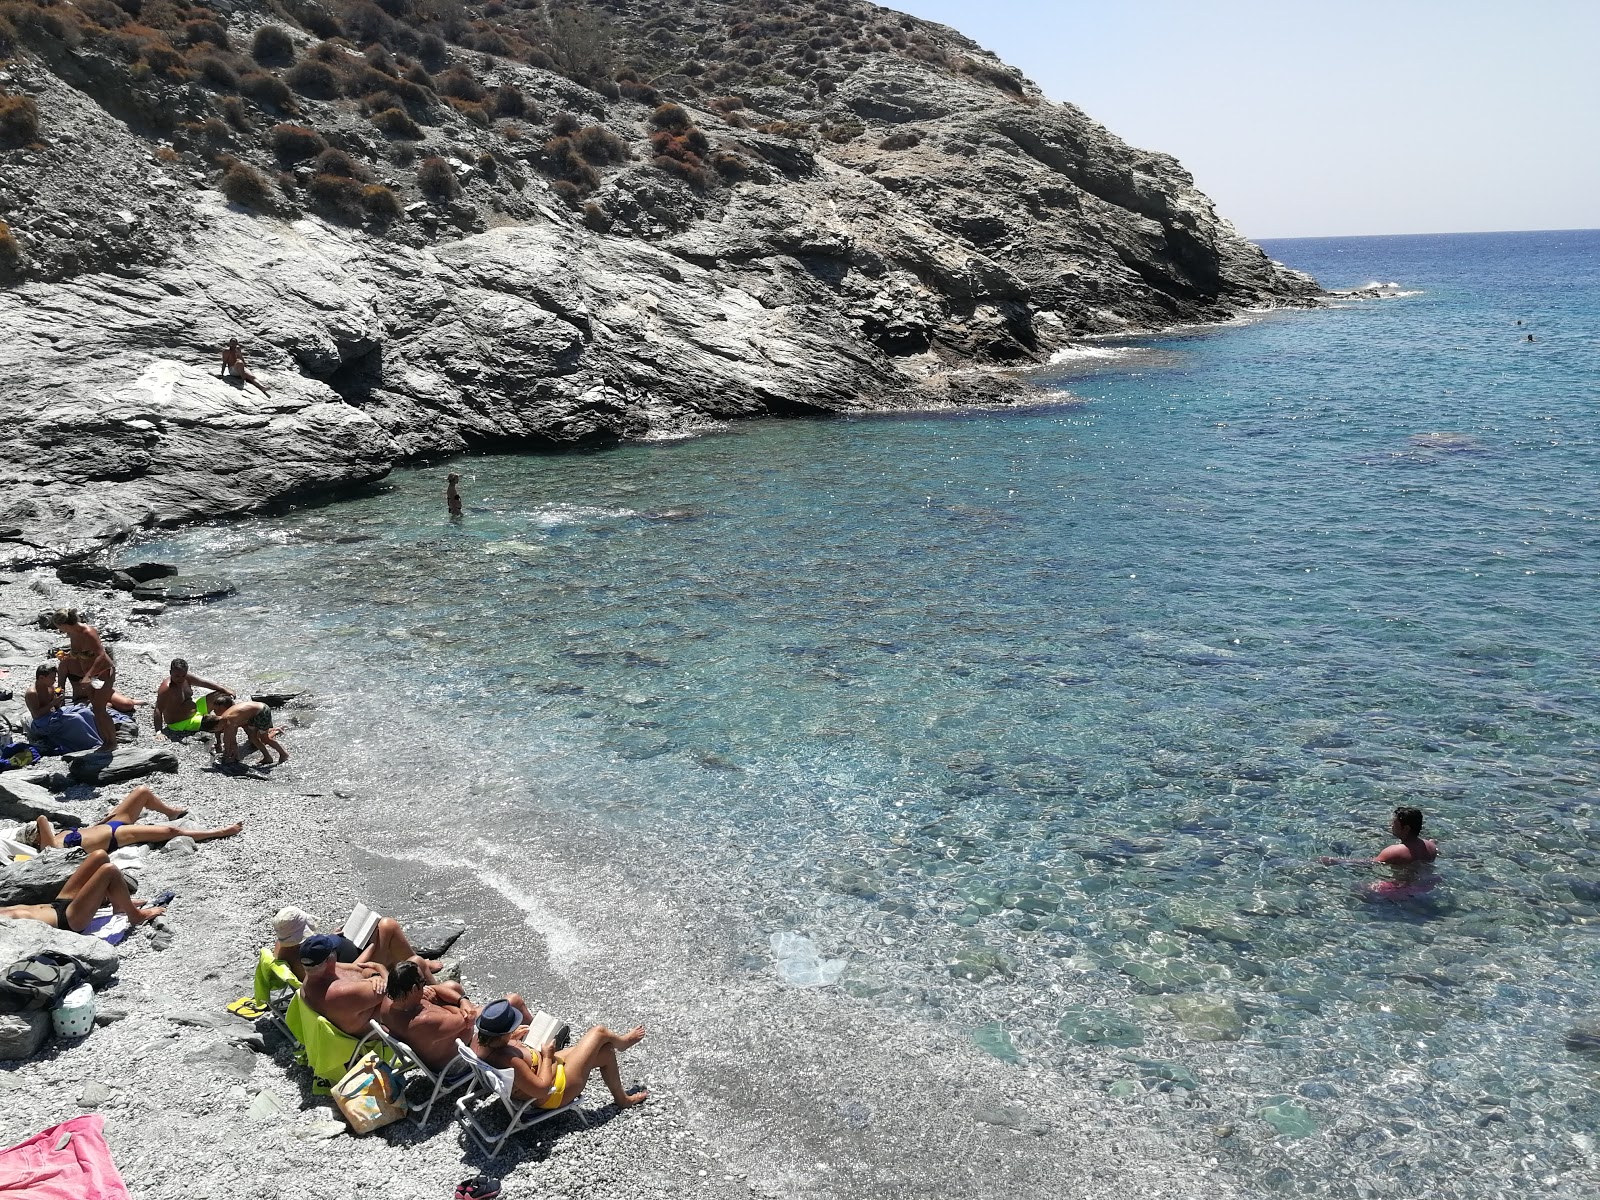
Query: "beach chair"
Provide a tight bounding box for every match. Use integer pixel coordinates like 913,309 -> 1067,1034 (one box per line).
284,992 -> 374,1095
364,1019 -> 474,1126
252,948 -> 301,1043
452,1039 -> 587,1156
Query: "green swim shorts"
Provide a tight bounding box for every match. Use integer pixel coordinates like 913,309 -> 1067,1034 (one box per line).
166,694 -> 208,734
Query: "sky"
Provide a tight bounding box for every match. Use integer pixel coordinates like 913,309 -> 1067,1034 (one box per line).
890,0 -> 1599,239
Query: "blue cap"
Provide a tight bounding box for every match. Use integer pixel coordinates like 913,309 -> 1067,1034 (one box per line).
299,934 -> 340,966
476,999 -> 519,1037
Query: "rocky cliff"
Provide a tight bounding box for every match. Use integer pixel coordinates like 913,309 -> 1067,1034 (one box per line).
0,0 -> 1319,559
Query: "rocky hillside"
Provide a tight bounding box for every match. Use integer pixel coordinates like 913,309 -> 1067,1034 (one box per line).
0,0 -> 1319,559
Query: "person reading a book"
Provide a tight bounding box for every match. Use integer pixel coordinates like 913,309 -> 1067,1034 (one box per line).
380,961 -> 530,1071
272,906 -> 446,985
475,1000 -> 649,1112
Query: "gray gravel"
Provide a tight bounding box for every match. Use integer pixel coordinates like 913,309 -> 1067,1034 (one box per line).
0,569 -> 1244,1198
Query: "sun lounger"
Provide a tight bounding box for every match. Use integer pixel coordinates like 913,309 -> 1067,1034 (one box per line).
363,1020 -> 474,1125
452,1038 -> 587,1156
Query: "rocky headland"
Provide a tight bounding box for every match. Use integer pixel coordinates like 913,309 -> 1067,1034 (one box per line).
1,0 -> 1319,560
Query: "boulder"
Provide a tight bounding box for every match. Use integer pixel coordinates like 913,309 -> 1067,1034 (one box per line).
0,918 -> 119,986
406,918 -> 466,960
119,562 -> 178,583
65,747 -> 179,784
250,691 -> 304,708
0,1011 -> 50,1060
0,850 -> 89,905
0,776 -> 88,825
130,576 -> 237,604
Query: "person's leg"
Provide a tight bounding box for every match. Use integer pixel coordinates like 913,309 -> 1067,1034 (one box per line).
505,993 -> 531,1023
64,862 -> 163,929
89,689 -> 116,752
106,785 -> 186,823
552,1026 -> 648,1107
117,822 -> 243,847
242,728 -> 271,763
56,849 -> 110,897
108,689 -> 138,714
261,729 -> 289,763
369,918 -> 441,975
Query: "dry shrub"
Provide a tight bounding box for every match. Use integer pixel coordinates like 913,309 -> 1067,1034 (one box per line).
821,120 -> 863,143
269,121 -> 325,161
364,45 -> 395,75
341,1 -> 392,47
445,97 -> 489,127
194,52 -> 240,90
579,200 -> 609,231
402,62 -> 434,90
711,149 -> 754,181
182,17 -> 227,48
221,95 -> 252,130
361,182 -> 400,219
312,145 -> 362,177
416,154 -> 458,198
572,122 -> 627,165
155,145 -> 181,163
0,220 -> 20,268
285,58 -> 339,98
307,171 -> 364,218
436,66 -> 483,101
652,150 -> 713,189
240,70 -> 294,110
475,150 -> 495,178
0,92 -> 40,147
370,105 -> 421,138
650,102 -> 692,133
878,129 -> 920,151
491,82 -> 523,116
550,111 -> 579,137
251,24 -> 294,65
618,78 -> 659,106
218,157 -> 275,210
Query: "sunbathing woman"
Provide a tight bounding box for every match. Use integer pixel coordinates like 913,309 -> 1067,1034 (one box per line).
475,1000 -> 649,1111
52,608 -> 135,750
0,850 -> 166,931
18,784 -> 241,854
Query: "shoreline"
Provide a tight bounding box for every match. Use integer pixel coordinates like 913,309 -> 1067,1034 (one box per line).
0,563 -> 1245,1198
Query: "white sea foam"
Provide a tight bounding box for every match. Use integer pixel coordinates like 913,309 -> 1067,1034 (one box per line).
1047,343 -> 1130,364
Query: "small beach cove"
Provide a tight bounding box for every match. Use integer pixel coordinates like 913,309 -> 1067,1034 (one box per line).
4,229 -> 1598,1199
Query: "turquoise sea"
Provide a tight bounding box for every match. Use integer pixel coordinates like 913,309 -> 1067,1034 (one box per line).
131,229 -> 1600,1197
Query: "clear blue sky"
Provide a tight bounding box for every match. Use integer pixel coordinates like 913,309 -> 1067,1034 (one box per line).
891,0 -> 1599,238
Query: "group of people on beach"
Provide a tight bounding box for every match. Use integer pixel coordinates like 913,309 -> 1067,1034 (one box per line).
23,611 -> 288,765
269,907 -> 649,1112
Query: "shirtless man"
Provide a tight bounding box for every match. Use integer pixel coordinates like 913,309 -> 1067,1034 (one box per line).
0,849 -> 165,932
446,472 -> 463,519
199,696 -> 288,765
381,961 -> 528,1071
153,657 -> 229,738
299,934 -> 456,1037
52,607 -> 129,751
1375,806 -> 1438,866
221,338 -> 269,396
23,662 -> 63,723
272,908 -> 444,985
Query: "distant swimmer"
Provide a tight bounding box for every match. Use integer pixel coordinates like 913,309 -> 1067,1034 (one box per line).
1515,319 -> 1523,326
1321,806 -> 1439,899
446,472 -> 463,519
1526,334 -> 1535,342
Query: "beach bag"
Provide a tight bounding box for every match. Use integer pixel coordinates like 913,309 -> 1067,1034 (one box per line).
0,951 -> 89,1013
331,1051 -> 408,1134
52,983 -> 96,1039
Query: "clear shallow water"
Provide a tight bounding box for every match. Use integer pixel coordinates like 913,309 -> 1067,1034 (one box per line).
131,230 -> 1600,1196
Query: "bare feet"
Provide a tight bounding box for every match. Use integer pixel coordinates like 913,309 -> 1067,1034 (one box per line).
133,906 -> 165,924
617,1088 -> 650,1108
618,1025 -> 646,1050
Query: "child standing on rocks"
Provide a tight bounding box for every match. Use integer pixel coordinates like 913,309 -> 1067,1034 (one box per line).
200,696 -> 289,766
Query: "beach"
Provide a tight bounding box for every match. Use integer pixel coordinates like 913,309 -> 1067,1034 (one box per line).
0,570 -> 1238,1199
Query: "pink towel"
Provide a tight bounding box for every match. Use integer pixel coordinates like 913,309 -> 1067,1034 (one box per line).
0,1115 -> 131,1199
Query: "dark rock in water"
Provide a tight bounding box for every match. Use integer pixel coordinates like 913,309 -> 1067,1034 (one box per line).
407,918 -> 467,960
55,562 -> 117,586
0,850 -> 90,905
0,776 -> 87,825
1564,1022 -> 1600,1053
66,747 -> 179,784
250,691 -> 304,708
120,562 -> 178,583
1543,872 -> 1600,904
0,1011 -> 50,1061
130,576 -> 237,604
0,917 -> 119,985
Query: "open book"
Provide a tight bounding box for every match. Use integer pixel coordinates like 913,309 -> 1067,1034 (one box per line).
525,1010 -> 570,1051
340,903 -> 381,950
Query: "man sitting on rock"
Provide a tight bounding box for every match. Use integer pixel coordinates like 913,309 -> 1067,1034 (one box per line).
221,338 -> 270,396
153,657 -> 229,738
199,695 -> 288,766
22,662 -> 62,724
380,961 -> 528,1071
0,849 -> 165,932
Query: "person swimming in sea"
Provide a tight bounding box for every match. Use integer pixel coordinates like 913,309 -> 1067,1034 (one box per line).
447,472 -> 463,519
1321,806 -> 1439,898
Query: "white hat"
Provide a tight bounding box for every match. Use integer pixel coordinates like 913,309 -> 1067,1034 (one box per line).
272,907 -> 317,947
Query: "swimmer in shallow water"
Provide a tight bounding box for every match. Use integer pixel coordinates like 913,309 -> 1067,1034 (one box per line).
1321,806 -> 1439,898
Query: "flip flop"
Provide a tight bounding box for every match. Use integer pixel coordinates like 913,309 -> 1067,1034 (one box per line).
151,890 -> 176,907
226,997 -> 267,1020
455,1177 -> 502,1200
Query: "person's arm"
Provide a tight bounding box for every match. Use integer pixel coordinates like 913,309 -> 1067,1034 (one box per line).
505,1040 -> 559,1100
1375,844 -> 1412,865
188,675 -> 226,692
24,689 -> 44,720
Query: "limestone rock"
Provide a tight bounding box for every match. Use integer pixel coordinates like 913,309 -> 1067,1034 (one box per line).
0,849 -> 89,906
0,917 -> 119,985
0,776 -> 87,825
407,918 -> 467,960
0,1010 -> 50,1061
65,747 -> 179,784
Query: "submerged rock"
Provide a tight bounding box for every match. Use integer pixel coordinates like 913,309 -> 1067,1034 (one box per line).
130,576 -> 238,604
